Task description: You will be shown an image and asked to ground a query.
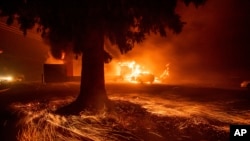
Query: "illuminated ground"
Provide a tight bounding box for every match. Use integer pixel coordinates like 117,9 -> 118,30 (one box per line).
0,82 -> 250,141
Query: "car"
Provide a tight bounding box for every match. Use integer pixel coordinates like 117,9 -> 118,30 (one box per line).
0,75 -> 13,83
0,74 -> 24,83
135,72 -> 155,84
240,81 -> 250,89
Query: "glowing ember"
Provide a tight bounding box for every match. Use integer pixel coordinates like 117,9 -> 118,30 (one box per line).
8,94 -> 241,141
11,98 -> 142,141
109,94 -> 250,129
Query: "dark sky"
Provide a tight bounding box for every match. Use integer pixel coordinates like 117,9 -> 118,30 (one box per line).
1,0 -> 250,81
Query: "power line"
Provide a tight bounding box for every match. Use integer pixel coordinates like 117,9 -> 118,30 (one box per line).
0,21 -> 42,42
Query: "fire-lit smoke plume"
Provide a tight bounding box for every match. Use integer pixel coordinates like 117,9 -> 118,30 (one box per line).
105,0 -> 250,86
104,34 -> 173,84
45,51 -> 64,64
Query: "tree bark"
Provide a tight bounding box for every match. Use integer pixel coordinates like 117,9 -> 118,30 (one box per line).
74,27 -> 109,109
56,25 -> 109,115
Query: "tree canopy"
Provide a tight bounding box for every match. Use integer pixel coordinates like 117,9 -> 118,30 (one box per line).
0,0 -> 206,113
0,0 -> 206,58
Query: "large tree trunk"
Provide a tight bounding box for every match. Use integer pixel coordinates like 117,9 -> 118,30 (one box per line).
56,26 -> 109,114
74,27 -> 109,109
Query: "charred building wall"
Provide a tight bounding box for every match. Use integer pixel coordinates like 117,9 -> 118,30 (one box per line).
43,64 -> 67,83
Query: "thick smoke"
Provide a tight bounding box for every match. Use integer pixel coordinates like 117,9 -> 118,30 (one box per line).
106,0 -> 250,86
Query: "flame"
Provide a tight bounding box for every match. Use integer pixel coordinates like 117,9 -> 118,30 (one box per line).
61,52 -> 66,60
45,52 -> 64,64
106,61 -> 170,84
159,63 -> 170,81
117,61 -> 152,83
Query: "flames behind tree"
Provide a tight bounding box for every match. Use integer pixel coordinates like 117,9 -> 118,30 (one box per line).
105,60 -> 170,84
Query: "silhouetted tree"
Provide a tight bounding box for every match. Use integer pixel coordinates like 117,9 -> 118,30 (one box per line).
0,0 -> 206,114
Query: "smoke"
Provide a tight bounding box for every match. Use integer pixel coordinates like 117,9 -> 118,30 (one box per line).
1,0 -> 249,83
45,51 -> 64,64
106,0 -> 250,85
9,0 -> 246,84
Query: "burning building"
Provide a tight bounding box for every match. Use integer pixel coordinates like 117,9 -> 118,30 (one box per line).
115,61 -> 155,83
43,50 -> 170,84
105,60 -> 170,84
43,51 -> 81,83
43,64 -> 67,83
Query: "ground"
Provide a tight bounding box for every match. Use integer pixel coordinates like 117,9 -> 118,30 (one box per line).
0,82 -> 250,141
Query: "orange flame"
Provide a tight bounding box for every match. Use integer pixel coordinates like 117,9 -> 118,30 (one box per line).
45,51 -> 64,64
116,61 -> 154,84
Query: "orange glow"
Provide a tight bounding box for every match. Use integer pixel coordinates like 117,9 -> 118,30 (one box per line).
159,63 -> 170,81
45,51 -> 64,64
11,94 -> 249,140
61,52 -> 65,60
11,98 -> 142,141
105,60 -> 171,84
116,61 -> 155,84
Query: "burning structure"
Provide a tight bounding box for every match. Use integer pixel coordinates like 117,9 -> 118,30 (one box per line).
43,51 -> 81,83
43,64 -> 67,83
43,50 -> 170,84
105,60 -> 170,84
115,61 -> 155,83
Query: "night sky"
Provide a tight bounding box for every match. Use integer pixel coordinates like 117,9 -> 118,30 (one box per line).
0,0 -> 250,81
